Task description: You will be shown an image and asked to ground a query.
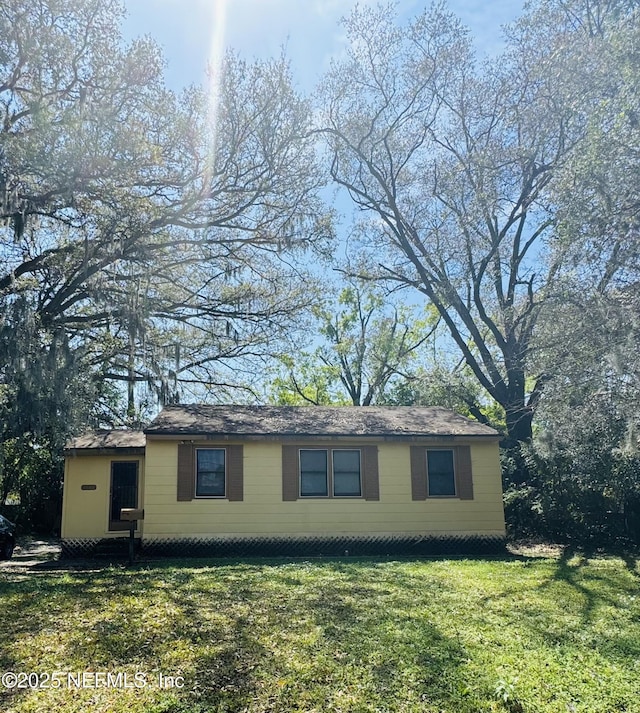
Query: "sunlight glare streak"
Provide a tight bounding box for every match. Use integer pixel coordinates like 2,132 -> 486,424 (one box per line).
204,0 -> 228,190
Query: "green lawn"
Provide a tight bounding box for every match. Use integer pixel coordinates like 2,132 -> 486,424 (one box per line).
1,549 -> 639,713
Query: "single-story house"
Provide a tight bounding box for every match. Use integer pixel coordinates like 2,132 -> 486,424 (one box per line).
61,405 -> 506,556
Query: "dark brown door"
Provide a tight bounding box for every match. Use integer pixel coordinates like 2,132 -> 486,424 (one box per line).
109,461 -> 139,531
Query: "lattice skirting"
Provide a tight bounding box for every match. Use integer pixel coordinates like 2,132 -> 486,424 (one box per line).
142,535 -> 505,557
62,534 -> 505,558
60,538 -> 140,558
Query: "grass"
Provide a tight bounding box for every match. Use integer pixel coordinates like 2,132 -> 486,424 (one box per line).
1,549 -> 640,712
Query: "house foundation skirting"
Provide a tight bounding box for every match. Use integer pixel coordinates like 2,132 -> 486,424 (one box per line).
61,534 -> 506,558
60,537 -> 141,558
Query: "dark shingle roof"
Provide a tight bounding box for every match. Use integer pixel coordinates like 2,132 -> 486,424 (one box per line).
144,405 -> 499,438
64,430 -> 146,452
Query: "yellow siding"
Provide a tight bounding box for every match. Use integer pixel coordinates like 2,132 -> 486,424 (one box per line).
143,440 -> 505,539
61,454 -> 144,539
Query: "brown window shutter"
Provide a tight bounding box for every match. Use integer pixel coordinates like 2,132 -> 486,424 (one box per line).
177,443 -> 194,501
455,445 -> 474,500
410,446 -> 427,500
282,445 -> 299,501
226,445 -> 244,501
361,446 -> 379,500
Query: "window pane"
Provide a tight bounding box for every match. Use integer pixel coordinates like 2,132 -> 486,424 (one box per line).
196,449 -> 225,496
427,450 -> 455,496
197,471 -> 225,496
333,450 -> 360,472
301,450 -> 327,471
333,450 -> 361,496
301,472 -> 329,496
198,449 -> 225,472
334,472 -> 361,496
300,450 -> 328,496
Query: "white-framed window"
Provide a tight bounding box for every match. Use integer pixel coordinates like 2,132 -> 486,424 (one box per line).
300,449 -> 328,496
332,450 -> 362,496
195,448 -> 226,497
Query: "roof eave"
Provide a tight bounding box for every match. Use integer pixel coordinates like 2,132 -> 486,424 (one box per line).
63,447 -> 146,456
144,430 -> 500,441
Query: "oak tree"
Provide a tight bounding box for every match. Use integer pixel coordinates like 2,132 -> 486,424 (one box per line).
319,0 -> 637,445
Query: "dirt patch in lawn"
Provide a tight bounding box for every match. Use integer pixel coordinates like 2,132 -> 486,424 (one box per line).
506,540 -> 566,558
0,537 -> 61,573
0,537 -> 114,576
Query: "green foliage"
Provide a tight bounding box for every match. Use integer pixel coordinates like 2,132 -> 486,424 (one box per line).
0,296 -> 118,531
382,363 -> 506,431
268,280 -> 437,406
503,409 -> 640,543
520,283 -> 640,542
1,437 -> 62,533
268,352 -> 350,405
1,0 -> 328,413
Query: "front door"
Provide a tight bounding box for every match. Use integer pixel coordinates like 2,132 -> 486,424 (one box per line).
109,461 -> 139,531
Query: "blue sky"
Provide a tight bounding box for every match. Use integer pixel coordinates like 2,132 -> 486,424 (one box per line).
122,0 -> 524,92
